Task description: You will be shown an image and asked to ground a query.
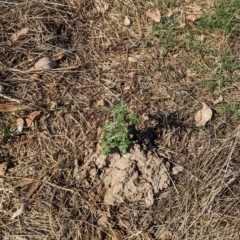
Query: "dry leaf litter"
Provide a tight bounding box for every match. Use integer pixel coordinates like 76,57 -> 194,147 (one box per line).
11,199 -> 27,219
146,9 -> 161,23
195,102 -> 213,127
212,95 -> 223,105
124,16 -> 131,26
7,27 -> 29,45
28,57 -> 56,71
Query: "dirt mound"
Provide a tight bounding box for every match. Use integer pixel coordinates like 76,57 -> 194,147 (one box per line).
74,145 -> 179,207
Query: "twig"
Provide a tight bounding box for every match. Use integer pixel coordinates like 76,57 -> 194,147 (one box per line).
75,84 -> 99,89
0,93 -> 21,103
46,181 -> 74,192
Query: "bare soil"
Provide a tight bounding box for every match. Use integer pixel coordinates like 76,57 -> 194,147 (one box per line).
74,144 -> 179,207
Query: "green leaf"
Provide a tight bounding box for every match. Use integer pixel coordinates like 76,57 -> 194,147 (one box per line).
99,100 -> 140,155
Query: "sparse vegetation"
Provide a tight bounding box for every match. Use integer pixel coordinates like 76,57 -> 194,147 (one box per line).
0,0 -> 239,239
100,101 -> 140,154
0,125 -> 15,138
221,101 -> 240,120
197,0 -> 240,34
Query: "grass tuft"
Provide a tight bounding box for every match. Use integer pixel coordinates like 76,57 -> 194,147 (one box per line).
197,0 -> 240,35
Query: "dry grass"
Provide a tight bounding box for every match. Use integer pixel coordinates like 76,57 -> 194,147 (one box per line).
0,0 -> 240,239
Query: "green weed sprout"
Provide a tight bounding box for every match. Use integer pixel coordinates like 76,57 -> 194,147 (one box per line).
100,101 -> 141,155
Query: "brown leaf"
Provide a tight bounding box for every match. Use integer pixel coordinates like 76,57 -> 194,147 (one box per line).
195,102 -> 212,127
26,111 -> 41,128
26,180 -> 40,198
212,95 -> 223,105
124,16 -> 131,26
0,103 -> 34,112
172,165 -> 183,175
14,178 -> 38,188
11,199 -> 27,219
16,118 -> 24,133
26,170 -> 45,198
146,9 -> 161,22
28,57 -> 56,71
96,99 -> 104,107
8,27 -> 29,44
127,71 -> 135,79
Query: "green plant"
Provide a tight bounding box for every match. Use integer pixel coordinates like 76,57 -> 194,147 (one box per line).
218,76 -> 233,88
100,101 -> 141,155
221,102 -> 240,120
219,52 -> 240,72
207,75 -> 233,93
197,0 -> 240,35
0,125 -> 16,138
151,17 -> 181,52
187,40 -> 206,56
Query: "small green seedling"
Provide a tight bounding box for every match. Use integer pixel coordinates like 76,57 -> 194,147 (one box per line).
100,101 -> 141,155
0,125 -> 16,138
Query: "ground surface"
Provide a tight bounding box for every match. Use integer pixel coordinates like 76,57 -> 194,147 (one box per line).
0,0 -> 240,239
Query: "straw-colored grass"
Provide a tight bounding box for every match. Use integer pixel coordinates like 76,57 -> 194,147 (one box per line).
0,0 -> 239,239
